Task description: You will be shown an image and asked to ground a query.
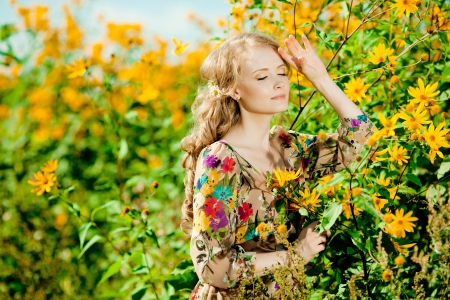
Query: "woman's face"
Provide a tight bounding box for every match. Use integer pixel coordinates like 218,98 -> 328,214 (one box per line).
234,46 -> 290,114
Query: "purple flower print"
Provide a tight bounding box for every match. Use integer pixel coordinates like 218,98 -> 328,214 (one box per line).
350,118 -> 362,127
274,283 -> 280,290
209,209 -> 228,232
203,154 -> 221,168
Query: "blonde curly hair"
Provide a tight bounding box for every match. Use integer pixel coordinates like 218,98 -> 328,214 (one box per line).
180,31 -> 292,234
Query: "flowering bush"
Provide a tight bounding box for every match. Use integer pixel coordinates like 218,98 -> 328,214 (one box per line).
0,0 -> 450,299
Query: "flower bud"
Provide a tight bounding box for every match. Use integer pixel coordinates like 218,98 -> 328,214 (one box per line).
120,206 -> 132,217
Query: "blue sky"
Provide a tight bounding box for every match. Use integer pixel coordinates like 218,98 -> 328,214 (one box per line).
0,0 -> 232,46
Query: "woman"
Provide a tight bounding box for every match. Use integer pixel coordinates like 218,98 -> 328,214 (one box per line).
180,32 -> 376,299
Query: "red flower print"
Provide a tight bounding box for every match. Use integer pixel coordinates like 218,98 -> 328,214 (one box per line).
238,202 -> 253,222
204,197 -> 223,218
279,130 -> 291,145
221,156 -> 235,173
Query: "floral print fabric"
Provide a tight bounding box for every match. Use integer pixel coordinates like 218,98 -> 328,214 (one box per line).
189,110 -> 377,299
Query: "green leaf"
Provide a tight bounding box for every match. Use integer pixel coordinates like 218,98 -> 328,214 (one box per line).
68,202 -> 81,217
98,260 -> 122,285
78,235 -> 103,259
299,207 -> 309,217
131,286 -> 149,300
79,222 -> 93,250
297,22 -> 311,28
320,172 -> 345,188
146,228 -> 160,248
91,200 -> 119,221
437,162 -> 450,179
277,0 -> 293,5
406,173 -> 422,187
317,202 -> 342,234
118,139 -> 128,159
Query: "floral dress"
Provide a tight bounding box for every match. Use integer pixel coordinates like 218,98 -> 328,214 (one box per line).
189,111 -> 377,300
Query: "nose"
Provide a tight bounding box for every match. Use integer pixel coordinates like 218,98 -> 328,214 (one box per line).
275,78 -> 285,89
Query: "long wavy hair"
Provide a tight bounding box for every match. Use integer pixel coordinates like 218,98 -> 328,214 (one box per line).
179,31 -> 292,234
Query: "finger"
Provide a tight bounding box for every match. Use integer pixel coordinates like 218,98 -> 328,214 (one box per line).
288,34 -> 305,52
278,47 -> 299,69
316,235 -> 327,244
319,230 -> 331,238
284,38 -> 303,57
301,34 -> 314,52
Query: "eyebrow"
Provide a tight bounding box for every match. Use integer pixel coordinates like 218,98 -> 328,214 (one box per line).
252,64 -> 286,74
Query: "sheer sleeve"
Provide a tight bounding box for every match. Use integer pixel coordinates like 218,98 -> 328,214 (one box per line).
190,141 -> 256,289
275,110 -> 378,180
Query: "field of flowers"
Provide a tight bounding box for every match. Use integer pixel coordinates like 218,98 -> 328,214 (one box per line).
1,0 -> 450,299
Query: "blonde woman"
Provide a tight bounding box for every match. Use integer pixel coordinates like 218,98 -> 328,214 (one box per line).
180,32 -> 376,299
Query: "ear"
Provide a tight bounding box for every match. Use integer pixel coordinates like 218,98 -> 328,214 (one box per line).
230,88 -> 241,101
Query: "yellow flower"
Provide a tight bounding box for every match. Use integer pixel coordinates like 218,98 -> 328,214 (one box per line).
299,186 -> 321,212
372,193 -> 388,211
67,57 -> 91,78
344,77 -> 371,103
390,208 -> 419,238
384,208 -> 394,223
388,142 -> 410,166
428,146 -> 444,164
318,174 -> 334,185
386,185 -> 400,200
395,256 -> 406,266
378,113 -> 400,137
41,158 -> 58,173
393,241 -> 416,255
272,167 -> 301,188
370,148 -> 389,162
423,122 -> 450,150
382,269 -> 392,281
277,224 -> 287,234
368,43 -> 395,65
341,201 -> 363,219
120,206 -> 132,216
172,38 -> 190,56
398,102 -> 432,131
352,187 -> 362,197
392,0 -> 419,18
150,181 -> 159,192
376,175 -> 390,186
28,171 -> 57,196
256,222 -> 272,240
408,78 -> 440,106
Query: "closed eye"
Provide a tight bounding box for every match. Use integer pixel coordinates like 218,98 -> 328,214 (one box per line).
257,74 -> 287,81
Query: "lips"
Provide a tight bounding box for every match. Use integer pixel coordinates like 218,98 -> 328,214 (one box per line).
271,94 -> 286,100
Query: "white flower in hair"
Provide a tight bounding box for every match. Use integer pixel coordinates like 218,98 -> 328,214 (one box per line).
207,79 -> 221,98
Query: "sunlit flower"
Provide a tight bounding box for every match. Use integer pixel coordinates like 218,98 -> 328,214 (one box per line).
40,158 -> 58,173
344,77 -> 371,103
298,186 -> 321,212
408,78 -> 440,106
388,142 -> 410,166
390,208 -> 418,238
368,43 -> 395,65
376,175 -> 390,186
382,269 -> 392,281
172,38 -> 190,56
121,206 -> 132,216
372,193 -> 388,211
392,240 -> 416,255
423,122 -> 450,150
392,0 -> 419,18
370,148 -> 389,162
398,102 -> 432,131
395,256 -> 406,265
272,167 -> 301,188
28,171 -> 57,196
67,57 -> 91,78
378,113 -> 399,137
277,224 -> 287,234
386,185 -> 401,200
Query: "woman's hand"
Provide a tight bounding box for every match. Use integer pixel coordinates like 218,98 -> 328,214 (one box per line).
295,220 -> 331,264
278,34 -> 330,86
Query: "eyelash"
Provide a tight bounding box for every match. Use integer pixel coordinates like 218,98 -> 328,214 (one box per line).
257,74 -> 287,81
